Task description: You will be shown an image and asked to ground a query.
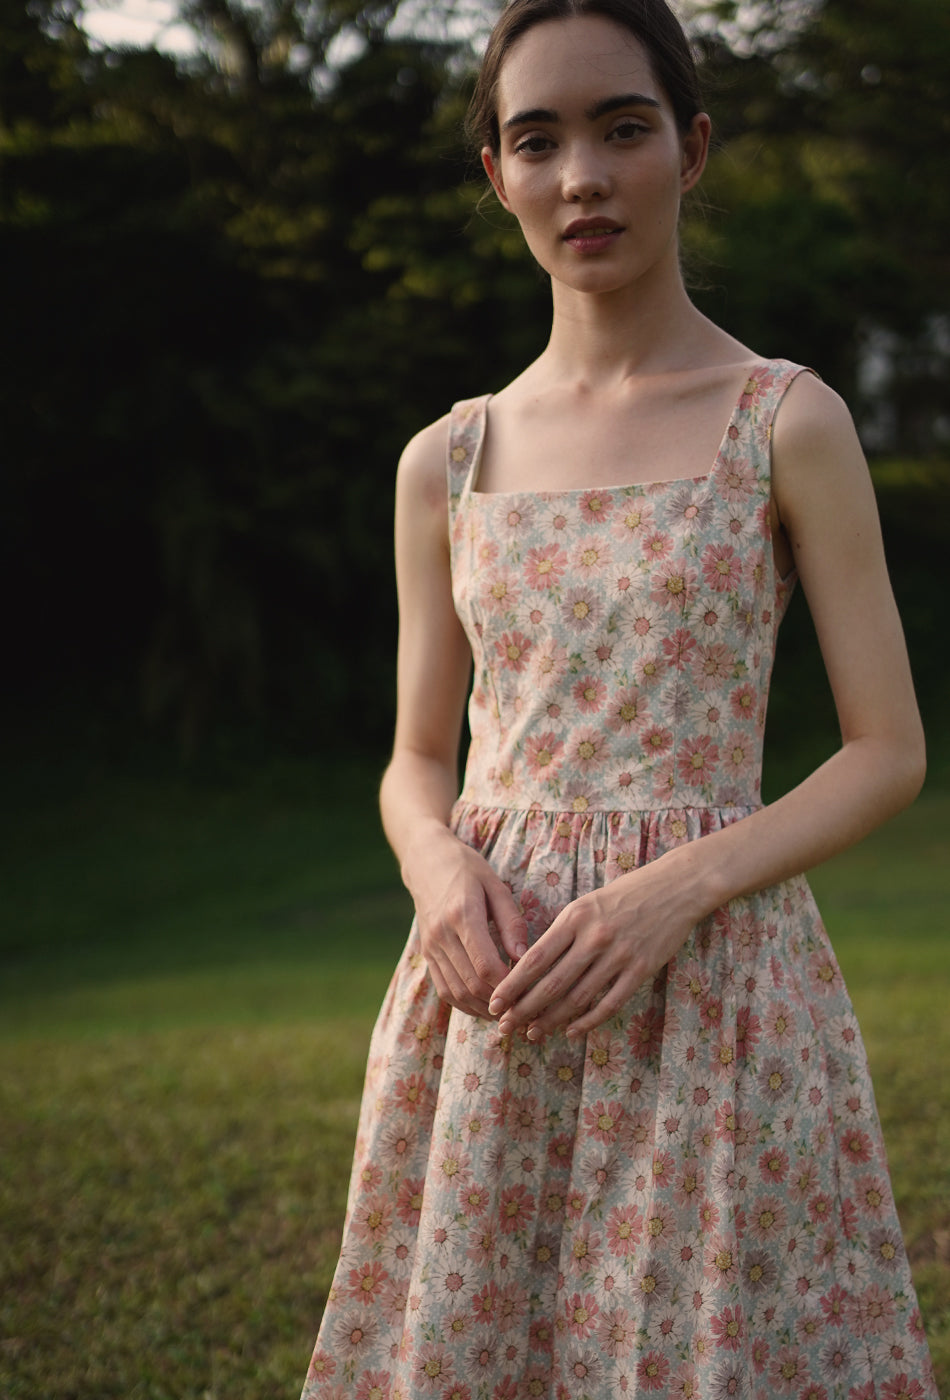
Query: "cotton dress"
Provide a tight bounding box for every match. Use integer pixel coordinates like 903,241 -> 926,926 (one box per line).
301,360 -> 937,1400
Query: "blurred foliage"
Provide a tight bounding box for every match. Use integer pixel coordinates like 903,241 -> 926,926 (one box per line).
1,0 -> 947,760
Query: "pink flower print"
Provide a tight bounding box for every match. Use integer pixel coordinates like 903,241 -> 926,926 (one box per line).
741,1248 -> 778,1297
627,1006 -> 665,1061
612,499 -> 653,542
598,1306 -> 635,1357
678,736 -> 719,787
840,1126 -> 874,1165
482,568 -> 521,614
566,1223 -> 604,1275
641,724 -> 673,757
729,682 -> 757,722
459,1181 -> 490,1217
606,1204 -> 643,1256
509,1093 -> 545,1140
524,542 -> 568,590
605,684 -> 643,733
562,587 -> 603,633
643,529 -> 674,561
354,1371 -> 392,1400
498,1183 -> 536,1234
750,1194 -> 787,1243
586,1032 -> 625,1079
807,946 -> 842,995
496,1281 -> 529,1332
722,732 -> 753,779
393,1073 -> 432,1117
579,488 -> 614,523
854,1174 -> 890,1220
788,1157 -> 819,1204
882,1379 -> 928,1400
651,557 -> 699,612
762,1001 -> 795,1045
667,485 -> 716,530
701,543 -> 742,593
494,630 -> 532,672
609,839 -> 641,878
644,1201 -> 676,1247
497,499 -> 534,533
703,1236 -> 739,1287
636,1257 -> 672,1305
474,537 -> 499,569
583,1099 -> 627,1146
636,1351 -> 671,1392
691,642 -> 736,693
758,1055 -> 793,1103
531,638 -> 569,689
524,731 -> 564,780
347,1260 -> 391,1303
395,1176 -> 426,1227
738,369 -> 776,410
575,535 -> 611,573
572,674 -> 606,713
721,456 -> 757,502
471,1280 -> 501,1326
528,1315 -> 555,1353
744,547 -> 767,591
565,1291 -> 600,1339
351,1193 -> 393,1244
331,1308 -> 380,1360
636,653 -> 666,687
414,1341 -> 454,1392
711,1306 -> 744,1352
674,1162 -> 705,1208
567,1348 -> 604,1389
306,1349 -> 336,1383
566,727 -> 608,771
663,627 -> 697,670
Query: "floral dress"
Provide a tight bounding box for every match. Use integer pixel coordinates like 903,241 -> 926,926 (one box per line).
301,360 -> 937,1400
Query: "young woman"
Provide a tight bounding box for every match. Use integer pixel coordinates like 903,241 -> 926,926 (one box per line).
301,1 -> 937,1396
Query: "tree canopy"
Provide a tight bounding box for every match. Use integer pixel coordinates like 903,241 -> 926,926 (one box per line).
2,0 -> 947,758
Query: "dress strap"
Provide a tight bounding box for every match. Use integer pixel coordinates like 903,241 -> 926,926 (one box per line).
736,359 -> 819,481
446,394 -> 490,507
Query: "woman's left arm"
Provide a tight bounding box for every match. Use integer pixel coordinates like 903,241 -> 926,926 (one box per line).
489,374 -> 926,1039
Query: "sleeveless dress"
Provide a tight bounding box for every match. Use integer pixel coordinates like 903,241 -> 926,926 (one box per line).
301,360 -> 937,1400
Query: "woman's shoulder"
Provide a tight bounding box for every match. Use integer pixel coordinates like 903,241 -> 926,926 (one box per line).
771,365 -> 860,461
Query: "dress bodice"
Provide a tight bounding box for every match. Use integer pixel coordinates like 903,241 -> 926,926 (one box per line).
447,360 -> 810,813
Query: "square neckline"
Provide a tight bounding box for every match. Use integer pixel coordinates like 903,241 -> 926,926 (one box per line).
466,360 -> 775,499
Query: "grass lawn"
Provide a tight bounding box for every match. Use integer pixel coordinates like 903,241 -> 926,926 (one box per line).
1,760 -> 947,1398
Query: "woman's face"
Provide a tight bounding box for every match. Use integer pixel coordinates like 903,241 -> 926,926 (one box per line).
482,14 -> 709,298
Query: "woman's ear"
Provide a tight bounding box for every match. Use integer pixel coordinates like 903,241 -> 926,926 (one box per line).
680,112 -> 712,193
482,146 -> 511,210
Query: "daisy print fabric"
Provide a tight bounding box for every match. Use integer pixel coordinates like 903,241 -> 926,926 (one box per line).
300,360 -> 938,1400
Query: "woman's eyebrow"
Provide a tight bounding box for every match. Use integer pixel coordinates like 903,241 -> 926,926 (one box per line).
502,92 -> 662,131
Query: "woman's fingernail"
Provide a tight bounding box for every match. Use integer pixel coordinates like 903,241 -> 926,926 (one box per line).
515,943 -> 527,958
526,1026 -> 540,1042
489,998 -> 503,1016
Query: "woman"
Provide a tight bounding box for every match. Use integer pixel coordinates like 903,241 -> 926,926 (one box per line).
302,1 -> 937,1395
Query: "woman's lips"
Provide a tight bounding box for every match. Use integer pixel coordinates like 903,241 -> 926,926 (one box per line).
562,220 -> 624,253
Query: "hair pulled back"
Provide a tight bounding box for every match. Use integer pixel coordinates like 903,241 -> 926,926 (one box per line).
468,0 -> 703,156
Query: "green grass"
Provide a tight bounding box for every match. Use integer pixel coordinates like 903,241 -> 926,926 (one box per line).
1,764 -> 948,1397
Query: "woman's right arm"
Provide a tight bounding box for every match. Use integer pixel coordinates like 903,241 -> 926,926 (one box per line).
379,418 -> 529,1018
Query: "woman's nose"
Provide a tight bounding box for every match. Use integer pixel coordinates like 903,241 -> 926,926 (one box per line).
560,142 -> 611,201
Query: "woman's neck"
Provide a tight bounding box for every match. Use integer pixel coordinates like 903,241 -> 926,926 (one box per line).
540,263 -> 723,392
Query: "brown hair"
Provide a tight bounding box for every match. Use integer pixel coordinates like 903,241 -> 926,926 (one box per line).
467,0 -> 704,156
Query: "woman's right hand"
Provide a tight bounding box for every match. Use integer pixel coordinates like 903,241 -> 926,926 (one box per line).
403,825 -> 529,1019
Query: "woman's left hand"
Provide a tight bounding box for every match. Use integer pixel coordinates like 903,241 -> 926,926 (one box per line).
487,854 -> 706,1040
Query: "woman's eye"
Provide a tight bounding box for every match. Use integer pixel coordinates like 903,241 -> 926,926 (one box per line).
513,134 -> 553,156
610,120 -> 648,140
